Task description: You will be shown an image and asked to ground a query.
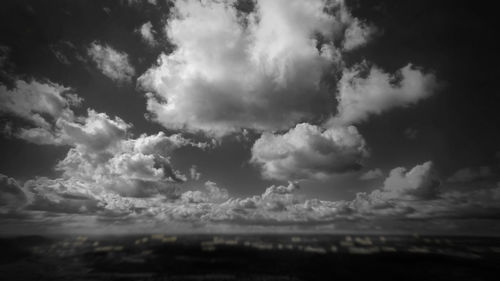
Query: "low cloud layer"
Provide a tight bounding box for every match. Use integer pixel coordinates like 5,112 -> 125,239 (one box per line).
3,161 -> 499,234
88,42 -> 135,84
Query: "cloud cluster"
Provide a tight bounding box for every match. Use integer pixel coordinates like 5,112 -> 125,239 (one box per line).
0,76 -> 208,198
56,129 -> 202,197
136,0 -> 440,181
87,42 -> 135,84
138,0 -> 372,136
251,123 -> 368,180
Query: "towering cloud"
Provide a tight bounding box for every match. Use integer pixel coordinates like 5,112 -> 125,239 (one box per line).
251,123 -> 368,180
88,42 -> 135,84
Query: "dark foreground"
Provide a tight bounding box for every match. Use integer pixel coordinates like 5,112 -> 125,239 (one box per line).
1,234 -> 500,281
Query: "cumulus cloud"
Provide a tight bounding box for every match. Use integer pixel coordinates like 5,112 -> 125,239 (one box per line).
251,123 -> 368,180
137,21 -> 157,46
378,161 -> 439,200
333,63 -> 439,125
55,127 -> 206,197
138,0 -> 370,136
58,109 -> 131,152
87,42 -> 135,84
359,168 -> 383,180
447,166 -> 493,183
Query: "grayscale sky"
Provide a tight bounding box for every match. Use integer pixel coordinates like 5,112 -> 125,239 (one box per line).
1,0 -> 499,235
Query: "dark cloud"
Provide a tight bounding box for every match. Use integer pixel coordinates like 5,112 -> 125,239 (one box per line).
0,174 -> 27,210
447,166 -> 493,183
359,168 -> 383,180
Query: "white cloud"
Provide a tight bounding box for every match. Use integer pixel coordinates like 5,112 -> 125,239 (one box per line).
58,109 -> 131,152
87,42 -> 135,84
0,79 -> 86,145
138,21 -> 157,46
55,128 -> 204,197
251,123 -> 368,180
138,0 -> 360,136
135,0 -> 440,182
333,63 -> 439,125
359,168 -> 383,180
0,79 -> 79,128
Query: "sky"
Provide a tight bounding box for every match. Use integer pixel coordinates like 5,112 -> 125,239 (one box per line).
1,0 -> 499,235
